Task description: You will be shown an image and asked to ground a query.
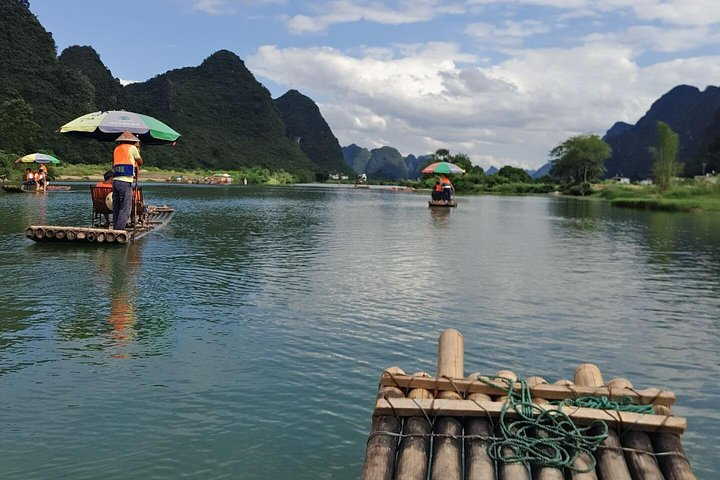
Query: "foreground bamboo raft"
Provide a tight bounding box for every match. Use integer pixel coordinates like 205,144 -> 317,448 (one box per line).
362,329 -> 697,480
26,206 -> 175,244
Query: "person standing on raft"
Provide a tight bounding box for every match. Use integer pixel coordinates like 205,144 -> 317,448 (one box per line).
112,131 -> 143,230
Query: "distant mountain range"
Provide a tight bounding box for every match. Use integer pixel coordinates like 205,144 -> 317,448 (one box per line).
5,1 -> 720,181
341,144 -> 432,180
0,0 -> 346,177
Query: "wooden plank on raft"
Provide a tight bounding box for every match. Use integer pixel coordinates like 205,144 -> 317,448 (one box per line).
372,398 -> 687,434
377,374 -> 676,407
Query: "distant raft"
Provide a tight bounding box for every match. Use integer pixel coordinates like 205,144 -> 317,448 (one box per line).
429,199 -> 457,207
2,185 -> 71,193
26,206 -> 174,244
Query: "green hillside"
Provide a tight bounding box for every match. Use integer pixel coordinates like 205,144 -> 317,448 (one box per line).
275,89 -> 351,175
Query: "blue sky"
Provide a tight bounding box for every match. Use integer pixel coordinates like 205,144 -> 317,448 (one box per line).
31,0 -> 720,169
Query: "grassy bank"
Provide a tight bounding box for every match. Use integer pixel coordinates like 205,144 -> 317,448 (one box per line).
52,164 -> 302,185
598,182 -> 720,212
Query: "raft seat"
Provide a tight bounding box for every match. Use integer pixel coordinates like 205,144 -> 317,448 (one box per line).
90,186 -> 144,228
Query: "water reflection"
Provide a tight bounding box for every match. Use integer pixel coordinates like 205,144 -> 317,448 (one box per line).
107,246 -> 141,358
429,206 -> 451,227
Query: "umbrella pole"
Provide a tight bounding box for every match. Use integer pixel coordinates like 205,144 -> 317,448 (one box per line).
130,176 -> 138,243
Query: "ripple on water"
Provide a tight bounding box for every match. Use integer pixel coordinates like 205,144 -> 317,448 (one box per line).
0,187 -> 719,478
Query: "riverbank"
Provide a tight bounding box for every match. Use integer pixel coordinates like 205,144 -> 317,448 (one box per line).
598,183 -> 720,212
51,164 -> 297,185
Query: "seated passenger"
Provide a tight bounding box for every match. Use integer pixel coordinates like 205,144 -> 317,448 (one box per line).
431,181 -> 443,201
22,168 -> 36,190
96,170 -> 114,188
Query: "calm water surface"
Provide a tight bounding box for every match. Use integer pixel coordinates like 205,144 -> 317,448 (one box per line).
0,184 -> 718,479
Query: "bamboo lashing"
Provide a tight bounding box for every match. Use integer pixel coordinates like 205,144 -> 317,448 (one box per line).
361,330 -> 696,480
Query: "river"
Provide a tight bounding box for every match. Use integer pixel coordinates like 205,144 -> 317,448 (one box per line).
0,184 -> 718,478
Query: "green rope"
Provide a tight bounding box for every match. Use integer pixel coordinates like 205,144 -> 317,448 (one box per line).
477,375 -> 609,473
556,395 -> 655,414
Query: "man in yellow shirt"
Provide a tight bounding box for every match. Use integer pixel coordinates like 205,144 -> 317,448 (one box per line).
112,131 -> 143,230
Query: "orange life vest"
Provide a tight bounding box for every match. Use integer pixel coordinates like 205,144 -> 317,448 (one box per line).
113,144 -> 136,177
434,184 -> 443,192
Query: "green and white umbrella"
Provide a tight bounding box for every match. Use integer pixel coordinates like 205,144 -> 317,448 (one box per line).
60,110 -> 180,144
15,153 -> 61,164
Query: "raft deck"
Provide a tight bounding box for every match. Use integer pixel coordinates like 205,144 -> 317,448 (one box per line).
362,329 -> 697,480
26,206 -> 174,244
429,200 -> 457,207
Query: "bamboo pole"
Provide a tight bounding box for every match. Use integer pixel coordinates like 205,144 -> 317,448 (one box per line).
66,230 -> 76,241
116,232 -> 128,244
464,373 -> 494,480
430,329 -> 463,480
593,378 -> 633,480
362,367 -> 405,480
491,370 -> 529,480
35,228 -> 44,240
621,430 -> 664,479
25,228 -> 34,238
527,377 -> 563,480
377,376 -> 674,406
76,231 -> 86,240
45,228 -> 55,239
55,230 -> 66,240
651,432 -> 697,480
570,364 -> 601,480
394,372 -> 433,480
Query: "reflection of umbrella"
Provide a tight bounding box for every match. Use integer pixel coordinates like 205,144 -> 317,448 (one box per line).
15,153 -> 61,164
59,110 -> 180,144
422,161 -> 465,174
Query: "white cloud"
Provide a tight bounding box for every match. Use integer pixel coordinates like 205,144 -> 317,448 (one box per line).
585,25 -> 720,53
119,79 -> 138,86
192,0 -> 235,15
287,0 -> 465,34
465,19 -> 551,46
249,40 -> 720,169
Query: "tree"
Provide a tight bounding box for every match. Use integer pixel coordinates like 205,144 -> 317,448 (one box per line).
432,148 -> 450,162
649,121 -> 680,192
0,98 -> 39,155
550,134 -> 610,184
497,165 -> 532,183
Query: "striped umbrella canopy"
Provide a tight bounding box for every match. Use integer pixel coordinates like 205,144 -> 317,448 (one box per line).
421,161 -> 465,174
15,153 -> 60,164
59,110 -> 180,144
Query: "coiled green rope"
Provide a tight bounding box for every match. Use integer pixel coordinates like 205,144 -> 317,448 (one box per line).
477,375 -> 610,472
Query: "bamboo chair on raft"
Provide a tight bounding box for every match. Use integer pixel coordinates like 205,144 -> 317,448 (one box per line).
90,185 -> 144,229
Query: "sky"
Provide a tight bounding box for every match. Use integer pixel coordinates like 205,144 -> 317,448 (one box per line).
29,0 -> 720,170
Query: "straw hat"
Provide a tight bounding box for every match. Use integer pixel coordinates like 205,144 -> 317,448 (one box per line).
115,131 -> 140,142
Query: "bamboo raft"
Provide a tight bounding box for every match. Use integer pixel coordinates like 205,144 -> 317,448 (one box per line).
362,329 -> 697,480
429,200 -> 457,208
25,206 -> 174,244
2,185 -> 71,193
